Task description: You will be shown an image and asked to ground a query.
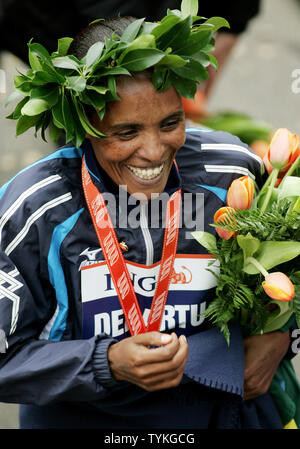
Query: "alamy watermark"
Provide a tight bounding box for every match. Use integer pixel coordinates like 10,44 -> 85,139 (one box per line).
96,186 -> 204,239
291,69 -> 300,94
291,328 -> 300,354
0,329 -> 7,354
0,69 -> 6,95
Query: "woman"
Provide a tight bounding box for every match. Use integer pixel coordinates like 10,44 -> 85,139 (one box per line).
0,14 -> 292,429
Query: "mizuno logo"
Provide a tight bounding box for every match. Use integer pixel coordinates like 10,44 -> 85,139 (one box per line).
79,247 -> 103,270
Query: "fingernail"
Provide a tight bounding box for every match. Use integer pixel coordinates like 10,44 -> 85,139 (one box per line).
181,334 -> 187,343
161,333 -> 172,343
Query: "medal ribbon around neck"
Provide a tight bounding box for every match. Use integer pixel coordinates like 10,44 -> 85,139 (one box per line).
82,157 -> 181,335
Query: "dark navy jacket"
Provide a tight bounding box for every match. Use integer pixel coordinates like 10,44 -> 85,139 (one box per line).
0,128 -> 283,428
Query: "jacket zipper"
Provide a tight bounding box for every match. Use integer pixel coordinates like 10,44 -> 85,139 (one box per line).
140,202 -> 154,266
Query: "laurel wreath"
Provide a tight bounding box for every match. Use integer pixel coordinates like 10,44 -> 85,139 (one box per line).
5,0 -> 229,148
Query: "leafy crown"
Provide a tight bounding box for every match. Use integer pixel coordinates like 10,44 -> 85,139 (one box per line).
6,0 -> 229,148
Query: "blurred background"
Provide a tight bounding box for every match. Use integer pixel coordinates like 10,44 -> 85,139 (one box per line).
0,0 -> 300,429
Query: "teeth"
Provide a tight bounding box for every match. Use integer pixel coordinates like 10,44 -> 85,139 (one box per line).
126,163 -> 164,180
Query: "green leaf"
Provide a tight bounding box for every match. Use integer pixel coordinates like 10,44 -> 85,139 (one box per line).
118,34 -> 156,64
14,75 -> 32,95
16,114 -> 42,136
156,54 -> 187,68
181,0 -> 199,18
208,54 -> 218,70
151,68 -> 168,91
49,119 -> 63,142
52,56 -> 80,70
107,76 -> 119,101
169,72 -> 197,99
28,49 -> 43,71
121,48 -> 165,71
259,301 -> 293,334
6,97 -> 29,119
141,21 -> 158,34
151,15 -> 181,40
72,96 -> 105,138
167,8 -> 183,18
31,71 -> 58,85
28,42 -> 51,64
85,42 -> 104,68
156,16 -> 192,51
243,241 -> 300,274
171,58 -> 208,82
28,42 -> 65,82
80,90 -> 105,110
191,51 -> 211,67
120,18 -> 145,42
201,16 -> 230,32
86,85 -> 109,95
96,66 -> 131,77
21,98 -> 49,116
191,231 -> 217,253
278,176 -> 300,200
62,96 -> 75,143
57,37 -> 73,56
237,233 -> 261,262
30,86 -> 59,107
52,102 -> 65,129
176,30 -> 212,55
66,76 -> 86,92
89,18 -> 104,26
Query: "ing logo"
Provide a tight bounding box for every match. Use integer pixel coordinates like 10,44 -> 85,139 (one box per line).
171,266 -> 192,285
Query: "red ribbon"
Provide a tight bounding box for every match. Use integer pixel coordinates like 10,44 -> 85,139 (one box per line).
82,157 -> 181,335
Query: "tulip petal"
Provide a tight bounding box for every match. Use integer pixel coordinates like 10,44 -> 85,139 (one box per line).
262,272 -> 295,301
268,128 -> 293,170
262,282 -> 292,301
214,206 -> 237,240
226,176 -> 254,210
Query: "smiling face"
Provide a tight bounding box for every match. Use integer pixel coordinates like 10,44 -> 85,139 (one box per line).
88,72 -> 186,199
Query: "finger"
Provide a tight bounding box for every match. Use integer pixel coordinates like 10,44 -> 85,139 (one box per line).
133,331 -> 173,347
134,332 -> 181,364
134,334 -> 188,378
136,357 -> 188,391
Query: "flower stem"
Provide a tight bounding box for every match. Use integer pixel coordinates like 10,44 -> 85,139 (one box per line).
259,168 -> 279,215
245,257 -> 269,278
279,155 -> 300,188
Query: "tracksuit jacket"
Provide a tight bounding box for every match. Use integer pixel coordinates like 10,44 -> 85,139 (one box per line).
0,128 -> 285,428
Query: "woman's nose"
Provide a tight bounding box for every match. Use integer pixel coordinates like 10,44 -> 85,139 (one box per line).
138,132 -> 164,163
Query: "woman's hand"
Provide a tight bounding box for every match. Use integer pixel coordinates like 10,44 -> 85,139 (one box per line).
108,331 -> 188,392
243,330 -> 290,400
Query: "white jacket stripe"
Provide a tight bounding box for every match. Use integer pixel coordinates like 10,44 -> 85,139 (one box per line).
5,193 -> 72,256
201,143 -> 264,173
0,175 -> 62,245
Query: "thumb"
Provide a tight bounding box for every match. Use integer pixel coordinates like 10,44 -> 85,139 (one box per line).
134,331 -> 173,347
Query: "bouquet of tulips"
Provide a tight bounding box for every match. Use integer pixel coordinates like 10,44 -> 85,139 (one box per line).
192,128 -> 300,344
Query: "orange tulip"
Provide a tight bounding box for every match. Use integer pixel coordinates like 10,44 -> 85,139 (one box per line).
265,128 -> 298,173
214,206 -> 237,240
226,176 -> 254,210
262,272 -> 295,301
291,133 -> 300,163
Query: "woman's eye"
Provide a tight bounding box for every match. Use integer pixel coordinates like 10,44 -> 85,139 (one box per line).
117,129 -> 137,139
161,119 -> 181,130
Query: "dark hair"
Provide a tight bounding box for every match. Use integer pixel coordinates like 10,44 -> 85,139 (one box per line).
69,16 -> 137,59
